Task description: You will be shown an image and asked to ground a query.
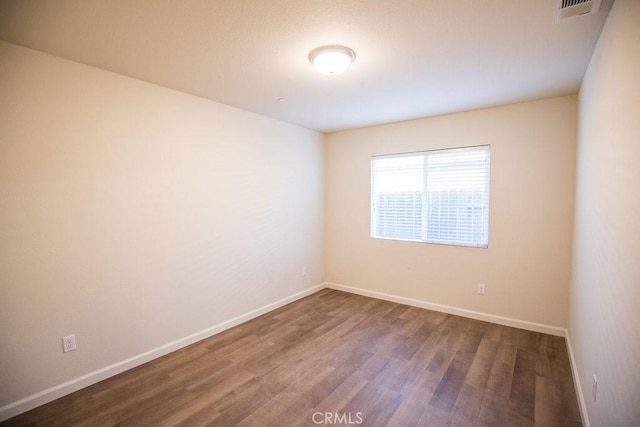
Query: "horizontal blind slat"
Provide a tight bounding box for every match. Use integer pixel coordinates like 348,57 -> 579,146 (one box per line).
371,146 -> 489,247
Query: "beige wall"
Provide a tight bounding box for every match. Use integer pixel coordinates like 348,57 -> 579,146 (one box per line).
0,41 -> 324,408
569,0 -> 640,425
325,96 -> 577,329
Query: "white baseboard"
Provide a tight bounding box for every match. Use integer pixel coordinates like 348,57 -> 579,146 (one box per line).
324,282 -> 567,337
565,331 -> 590,427
0,283 -> 324,422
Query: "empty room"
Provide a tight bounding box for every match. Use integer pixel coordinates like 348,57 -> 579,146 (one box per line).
0,0 -> 638,426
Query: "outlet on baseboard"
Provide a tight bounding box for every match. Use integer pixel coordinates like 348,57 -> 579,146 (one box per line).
592,374 -> 598,401
302,266 -> 308,276
477,283 -> 486,295
62,334 -> 76,353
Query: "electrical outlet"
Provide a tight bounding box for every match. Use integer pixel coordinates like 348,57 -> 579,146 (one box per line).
477,283 -> 486,295
592,374 -> 598,401
62,334 -> 76,353
302,266 -> 308,276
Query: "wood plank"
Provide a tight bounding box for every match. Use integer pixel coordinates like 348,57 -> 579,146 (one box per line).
386,369 -> 443,425
486,343 -> 518,398
429,356 -> 473,411
448,383 -> 485,426
509,349 -> 537,422
465,338 -> 500,389
341,381 -> 402,427
313,375 -> 368,414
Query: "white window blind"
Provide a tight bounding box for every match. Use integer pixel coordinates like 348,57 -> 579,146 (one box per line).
371,146 -> 490,247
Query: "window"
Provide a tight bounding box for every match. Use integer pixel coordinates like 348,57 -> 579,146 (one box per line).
370,145 -> 490,248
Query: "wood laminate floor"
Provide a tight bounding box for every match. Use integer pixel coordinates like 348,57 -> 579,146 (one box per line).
2,289 -> 582,426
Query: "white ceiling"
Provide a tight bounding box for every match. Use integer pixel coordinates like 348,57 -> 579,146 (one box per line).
0,0 -> 612,132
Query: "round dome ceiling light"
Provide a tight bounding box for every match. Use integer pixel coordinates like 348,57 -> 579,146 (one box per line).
308,45 -> 356,76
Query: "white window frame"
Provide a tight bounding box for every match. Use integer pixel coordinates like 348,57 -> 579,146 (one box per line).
370,145 -> 490,248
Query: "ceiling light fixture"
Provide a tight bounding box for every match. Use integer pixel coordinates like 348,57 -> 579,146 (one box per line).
308,45 -> 356,76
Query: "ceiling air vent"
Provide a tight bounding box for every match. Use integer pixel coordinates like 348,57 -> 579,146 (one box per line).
555,0 -> 601,21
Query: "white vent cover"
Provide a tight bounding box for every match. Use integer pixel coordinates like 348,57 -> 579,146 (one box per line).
555,0 -> 602,21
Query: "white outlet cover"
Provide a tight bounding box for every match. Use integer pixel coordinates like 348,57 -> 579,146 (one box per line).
63,334 -> 77,353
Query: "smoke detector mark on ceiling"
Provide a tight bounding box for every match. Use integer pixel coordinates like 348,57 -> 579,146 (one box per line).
555,0 -> 601,21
